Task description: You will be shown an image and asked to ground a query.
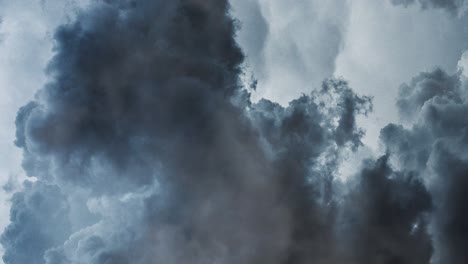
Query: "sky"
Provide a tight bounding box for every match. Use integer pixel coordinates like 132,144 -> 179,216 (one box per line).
1,0 -> 468,263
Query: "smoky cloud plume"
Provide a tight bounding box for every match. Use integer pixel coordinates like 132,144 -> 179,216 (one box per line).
2,0 -> 468,264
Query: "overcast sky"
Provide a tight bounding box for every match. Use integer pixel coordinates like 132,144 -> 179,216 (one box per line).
1,0 -> 468,263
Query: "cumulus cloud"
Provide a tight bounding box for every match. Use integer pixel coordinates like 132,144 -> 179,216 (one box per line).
396,68 -> 462,122
1,1 -> 372,263
1,181 -> 70,264
3,0 -> 468,264
381,68 -> 468,264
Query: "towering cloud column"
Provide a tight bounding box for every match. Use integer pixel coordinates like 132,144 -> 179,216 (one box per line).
1,1 -> 372,264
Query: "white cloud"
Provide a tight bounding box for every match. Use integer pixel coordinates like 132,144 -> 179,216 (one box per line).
234,0 -> 468,151
232,0 -> 350,105
458,49 -> 468,77
335,0 -> 468,149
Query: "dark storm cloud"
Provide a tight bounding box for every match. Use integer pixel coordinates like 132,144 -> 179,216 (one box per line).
5,0 -> 468,263
390,0 -> 467,14
381,68 -> 468,264
2,0 -> 374,263
249,79 -> 372,263
15,0 -> 245,190
339,156 -> 433,264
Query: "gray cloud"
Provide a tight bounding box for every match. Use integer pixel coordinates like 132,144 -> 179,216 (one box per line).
2,1 -> 372,263
338,155 -> 433,264
1,181 -> 70,264
381,68 -> 468,264
390,0 -> 468,14
396,68 -> 462,122
4,0 -> 468,264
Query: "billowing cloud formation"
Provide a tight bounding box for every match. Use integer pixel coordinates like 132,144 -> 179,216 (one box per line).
396,68 -> 461,122
381,68 -> 468,264
1,182 -> 70,264
3,0 -> 468,264
391,0 -> 468,14
1,0 -> 372,263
